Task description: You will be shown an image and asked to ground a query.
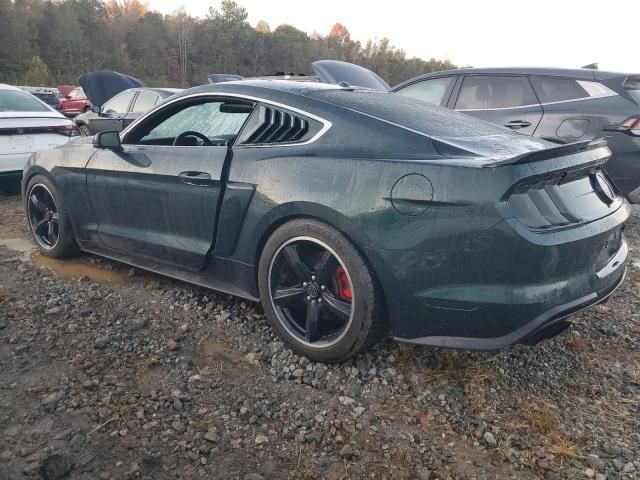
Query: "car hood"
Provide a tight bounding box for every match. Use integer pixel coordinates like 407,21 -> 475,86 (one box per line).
78,70 -> 146,107
311,60 -> 390,91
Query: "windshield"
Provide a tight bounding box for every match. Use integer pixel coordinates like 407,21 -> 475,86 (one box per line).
0,90 -> 50,112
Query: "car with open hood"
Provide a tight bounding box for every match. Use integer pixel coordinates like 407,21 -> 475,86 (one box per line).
0,83 -> 78,178
22,79 -> 630,362
208,60 -> 391,92
74,85 -> 181,136
393,68 -> 640,204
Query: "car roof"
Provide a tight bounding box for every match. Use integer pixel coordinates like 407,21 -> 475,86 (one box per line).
0,83 -> 25,91
394,67 -> 633,89
175,79 -> 362,100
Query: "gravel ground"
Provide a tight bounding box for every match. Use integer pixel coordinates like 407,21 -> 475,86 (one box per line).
0,184 -> 639,480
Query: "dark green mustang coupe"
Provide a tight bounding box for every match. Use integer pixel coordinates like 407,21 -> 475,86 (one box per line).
22,79 -> 630,362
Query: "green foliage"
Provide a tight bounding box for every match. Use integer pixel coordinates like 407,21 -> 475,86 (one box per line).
1,0 -> 456,88
24,56 -> 53,86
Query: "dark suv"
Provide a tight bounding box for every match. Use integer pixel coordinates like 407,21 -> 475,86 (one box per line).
393,68 -> 640,203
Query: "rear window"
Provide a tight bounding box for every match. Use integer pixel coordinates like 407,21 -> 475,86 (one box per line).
395,77 -> 455,106
307,90 -> 510,138
455,76 -> 538,110
530,77 -> 589,103
0,90 -> 50,112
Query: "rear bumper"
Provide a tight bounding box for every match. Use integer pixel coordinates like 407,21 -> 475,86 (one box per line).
394,261 -> 626,350
0,152 -> 31,174
372,198 -> 630,349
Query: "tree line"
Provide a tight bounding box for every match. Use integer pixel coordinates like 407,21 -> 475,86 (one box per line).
0,0 -> 456,88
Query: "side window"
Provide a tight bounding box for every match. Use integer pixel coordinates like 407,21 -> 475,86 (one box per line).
69,88 -> 85,99
102,91 -> 136,113
126,99 -> 254,146
395,77 -> 455,106
530,77 -> 589,103
131,91 -> 160,113
455,76 -> 538,110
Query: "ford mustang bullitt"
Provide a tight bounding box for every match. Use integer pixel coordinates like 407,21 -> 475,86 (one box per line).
22,79 -> 630,361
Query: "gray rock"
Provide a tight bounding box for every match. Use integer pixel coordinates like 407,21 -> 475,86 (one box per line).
244,474 -> 265,480
203,428 -> 219,443
39,454 -> 72,480
166,339 -> 179,351
94,336 -> 111,349
483,431 -> 497,448
415,466 -> 434,480
124,318 -> 146,333
171,421 -> 185,433
339,444 -> 353,458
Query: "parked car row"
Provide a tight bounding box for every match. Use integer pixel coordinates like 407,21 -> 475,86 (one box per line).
0,83 -> 78,177
393,68 -> 640,203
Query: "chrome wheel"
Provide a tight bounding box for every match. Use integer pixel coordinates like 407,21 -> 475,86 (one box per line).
268,236 -> 354,348
27,184 -> 60,249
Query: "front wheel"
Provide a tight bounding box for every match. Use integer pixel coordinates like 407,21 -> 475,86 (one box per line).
25,175 -> 78,258
258,219 -> 388,362
78,124 -> 91,136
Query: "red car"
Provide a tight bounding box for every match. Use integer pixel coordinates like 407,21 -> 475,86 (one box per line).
57,85 -> 92,117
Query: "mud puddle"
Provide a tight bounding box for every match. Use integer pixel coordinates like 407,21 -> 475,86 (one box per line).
0,236 -> 143,283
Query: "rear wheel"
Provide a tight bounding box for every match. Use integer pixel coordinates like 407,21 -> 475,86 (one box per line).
25,175 -> 77,258
78,124 -> 91,136
258,219 -> 387,362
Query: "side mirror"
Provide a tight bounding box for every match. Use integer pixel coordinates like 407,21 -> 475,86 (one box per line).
93,131 -> 122,150
91,105 -> 101,114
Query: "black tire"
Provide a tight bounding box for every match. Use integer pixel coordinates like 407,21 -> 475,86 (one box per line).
24,174 -> 78,258
258,219 -> 388,362
78,124 -> 91,136
82,105 -> 91,113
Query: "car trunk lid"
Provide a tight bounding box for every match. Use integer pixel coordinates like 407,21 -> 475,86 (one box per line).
311,60 -> 390,91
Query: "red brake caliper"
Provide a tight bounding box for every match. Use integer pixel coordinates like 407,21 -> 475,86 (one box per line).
334,266 -> 352,300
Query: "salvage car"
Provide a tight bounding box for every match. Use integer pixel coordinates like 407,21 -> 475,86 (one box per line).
394,68 -> 640,203
75,87 -> 181,136
58,86 -> 91,116
1,83 -> 78,178
19,86 -> 62,110
22,80 -> 630,361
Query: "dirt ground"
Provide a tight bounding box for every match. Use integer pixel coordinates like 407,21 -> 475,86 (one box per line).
0,180 -> 639,480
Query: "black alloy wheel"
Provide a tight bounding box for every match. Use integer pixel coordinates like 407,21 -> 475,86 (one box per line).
27,183 -> 60,250
268,236 -> 355,348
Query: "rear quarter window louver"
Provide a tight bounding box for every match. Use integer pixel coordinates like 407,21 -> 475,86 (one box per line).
237,105 -> 321,145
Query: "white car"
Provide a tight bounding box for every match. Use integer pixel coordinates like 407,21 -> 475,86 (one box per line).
0,84 -> 78,177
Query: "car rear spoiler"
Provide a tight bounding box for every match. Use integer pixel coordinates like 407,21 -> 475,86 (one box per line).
495,138 -> 611,166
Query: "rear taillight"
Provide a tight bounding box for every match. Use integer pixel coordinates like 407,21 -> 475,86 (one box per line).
605,116 -> 640,136
51,124 -> 80,137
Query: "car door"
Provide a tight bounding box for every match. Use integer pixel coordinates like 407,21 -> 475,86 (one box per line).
89,90 -> 138,134
452,75 -> 543,135
85,95 -> 254,270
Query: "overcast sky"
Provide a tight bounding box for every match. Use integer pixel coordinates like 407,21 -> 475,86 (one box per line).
148,0 -> 640,73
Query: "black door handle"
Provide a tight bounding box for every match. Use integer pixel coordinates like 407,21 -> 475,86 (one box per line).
178,171 -> 211,186
504,120 -> 532,130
